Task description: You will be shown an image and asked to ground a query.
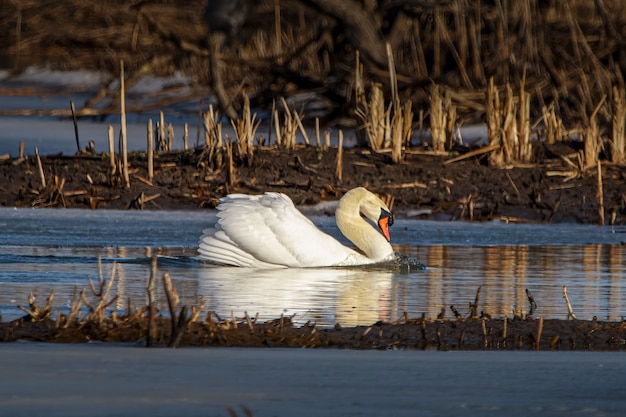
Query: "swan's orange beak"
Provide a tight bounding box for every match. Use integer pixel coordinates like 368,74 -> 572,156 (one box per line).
378,209 -> 394,242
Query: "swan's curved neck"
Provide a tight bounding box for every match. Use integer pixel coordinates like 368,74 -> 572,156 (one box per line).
335,193 -> 394,261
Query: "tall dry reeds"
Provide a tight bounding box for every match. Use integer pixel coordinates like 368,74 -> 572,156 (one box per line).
542,103 -> 565,145
584,96 -> 606,169
231,94 -> 260,166
487,77 -> 533,167
273,97 -> 306,149
429,84 -> 456,154
609,85 -> 625,163
119,60 -> 130,189
356,81 -> 386,150
355,50 -> 413,162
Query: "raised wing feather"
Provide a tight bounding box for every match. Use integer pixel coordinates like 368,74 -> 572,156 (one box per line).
199,192 -> 360,267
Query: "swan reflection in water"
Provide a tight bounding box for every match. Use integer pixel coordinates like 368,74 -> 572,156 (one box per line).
194,265 -> 394,327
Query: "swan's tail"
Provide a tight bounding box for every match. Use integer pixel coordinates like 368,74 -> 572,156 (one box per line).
198,228 -> 284,268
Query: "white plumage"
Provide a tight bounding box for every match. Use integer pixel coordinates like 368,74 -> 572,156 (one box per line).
198,187 -> 395,268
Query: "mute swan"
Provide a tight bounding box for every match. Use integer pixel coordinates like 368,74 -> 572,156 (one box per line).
198,187 -> 396,268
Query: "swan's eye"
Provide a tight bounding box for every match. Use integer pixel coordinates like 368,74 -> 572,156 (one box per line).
380,209 -> 394,226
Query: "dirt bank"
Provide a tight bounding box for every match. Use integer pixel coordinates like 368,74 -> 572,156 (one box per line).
3,312 -> 625,351
1,141 -> 624,224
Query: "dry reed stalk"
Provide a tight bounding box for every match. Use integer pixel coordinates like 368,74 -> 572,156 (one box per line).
355,50 -> 365,107
146,255 -> 157,347
163,272 -> 189,348
294,111 -> 310,146
226,139 -> 236,188
542,104 -> 564,145
354,49 -> 370,146
273,103 -> 283,147
526,288 -> 537,315
502,316 -> 507,348
486,77 -> 504,166
430,84 -> 446,153
386,42 -> 398,106
584,95 -> 606,169
203,104 -> 223,148
273,98 -> 299,149
163,272 -> 179,330
597,161 -> 605,225
159,111 -> 166,151
470,286 -> 481,319
119,60 -> 130,189
455,0 -> 468,70
35,146 -> 46,189
147,119 -> 154,181
244,311 -> 255,331
87,260 -> 118,322
468,13 -> 485,82
435,9 -> 472,89
108,125 -> 116,185
274,0 -> 282,57
355,72 -> 386,150
64,284 -> 84,329
281,98 -> 299,148
231,93 -> 260,165
444,92 -> 456,150
517,85 -> 532,162
391,101 -> 403,163
535,316 -> 543,350
501,83 -> 516,164
70,100 -> 80,153
324,129 -> 330,149
610,85 -> 625,163
315,118 -> 321,147
166,123 -> 175,151
183,123 -> 189,151
18,290 -> 55,322
335,130 -> 343,183
433,8 -> 442,77
201,106 -> 224,169
356,49 -> 411,161
190,298 -> 205,322
562,285 -> 578,320
19,140 -> 24,159
481,319 -> 488,349
383,107 -> 392,150
403,99 -> 413,148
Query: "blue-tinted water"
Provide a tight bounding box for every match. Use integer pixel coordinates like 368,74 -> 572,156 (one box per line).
0,208 -> 625,325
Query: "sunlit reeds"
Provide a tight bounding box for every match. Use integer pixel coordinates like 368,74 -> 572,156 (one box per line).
231,93 -> 260,166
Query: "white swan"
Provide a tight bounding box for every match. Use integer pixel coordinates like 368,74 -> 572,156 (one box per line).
198,187 -> 396,268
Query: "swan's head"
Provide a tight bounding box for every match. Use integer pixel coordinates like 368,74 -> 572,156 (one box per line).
338,187 -> 394,242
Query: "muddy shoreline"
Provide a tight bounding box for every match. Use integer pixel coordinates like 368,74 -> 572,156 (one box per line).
3,312 -> 625,351
1,142 -> 625,224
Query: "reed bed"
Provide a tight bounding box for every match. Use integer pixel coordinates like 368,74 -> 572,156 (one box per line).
2,1 -> 626,161
2,0 -> 626,224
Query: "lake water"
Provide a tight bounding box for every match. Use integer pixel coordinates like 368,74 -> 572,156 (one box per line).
1,207 -> 624,326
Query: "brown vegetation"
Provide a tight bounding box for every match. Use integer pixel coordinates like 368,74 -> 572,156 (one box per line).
2,1 -> 626,153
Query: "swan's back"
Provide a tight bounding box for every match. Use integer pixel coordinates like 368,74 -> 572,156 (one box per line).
198,192 -> 361,268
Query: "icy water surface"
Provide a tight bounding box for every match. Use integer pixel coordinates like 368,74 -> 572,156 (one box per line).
0,208 -> 625,325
